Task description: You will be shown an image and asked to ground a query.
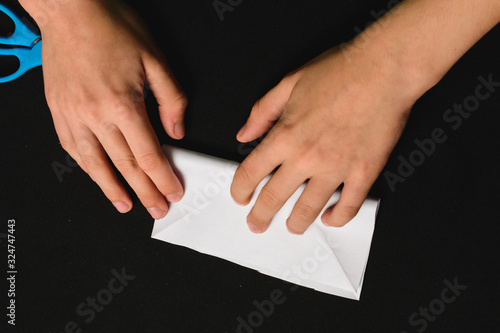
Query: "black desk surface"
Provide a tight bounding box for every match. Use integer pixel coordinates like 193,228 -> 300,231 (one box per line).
1,0 -> 499,332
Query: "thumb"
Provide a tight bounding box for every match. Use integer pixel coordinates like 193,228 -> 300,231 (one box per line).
143,53 -> 187,140
237,73 -> 298,143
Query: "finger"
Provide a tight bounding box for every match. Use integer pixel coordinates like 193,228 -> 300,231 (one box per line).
246,163 -> 305,233
72,126 -> 133,213
109,98 -> 184,202
47,96 -> 88,171
321,178 -> 372,227
51,114 -> 84,168
95,122 -> 171,220
231,134 -> 286,205
143,53 -> 187,140
237,73 -> 298,143
286,176 -> 340,234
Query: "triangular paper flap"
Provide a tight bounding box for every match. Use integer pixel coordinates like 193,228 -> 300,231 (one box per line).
151,187 -> 356,296
322,198 -> 380,293
152,225 -> 358,299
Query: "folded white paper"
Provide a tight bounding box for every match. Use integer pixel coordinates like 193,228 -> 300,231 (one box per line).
152,145 -> 379,300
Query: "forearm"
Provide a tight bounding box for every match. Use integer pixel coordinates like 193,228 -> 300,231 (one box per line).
352,0 -> 500,97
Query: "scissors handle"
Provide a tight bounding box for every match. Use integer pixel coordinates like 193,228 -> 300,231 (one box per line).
0,2 -> 40,47
0,40 -> 42,83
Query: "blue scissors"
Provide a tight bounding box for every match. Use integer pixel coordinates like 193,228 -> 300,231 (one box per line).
0,2 -> 42,83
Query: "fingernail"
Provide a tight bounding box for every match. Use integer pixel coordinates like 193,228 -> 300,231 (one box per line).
286,220 -> 304,235
247,219 -> 264,234
236,125 -> 247,139
148,208 -> 166,220
113,202 -> 130,213
287,228 -> 304,235
321,214 -> 331,227
174,123 -> 185,138
167,193 -> 181,203
233,198 -> 250,206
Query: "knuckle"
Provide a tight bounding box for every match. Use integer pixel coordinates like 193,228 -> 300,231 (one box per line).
98,121 -> 118,136
291,156 -> 314,175
286,219 -> 306,235
113,157 -> 138,175
137,193 -> 164,210
77,139 -> 94,155
101,91 -> 142,122
235,165 -> 253,188
352,162 -> 377,182
337,205 -> 360,223
170,93 -> 188,112
59,139 -> 75,153
80,105 -> 101,125
99,186 -> 124,203
251,99 -> 262,116
248,212 -> 269,229
110,99 -> 136,123
293,202 -> 317,221
259,188 -> 280,209
137,152 -> 163,173
79,153 -> 105,170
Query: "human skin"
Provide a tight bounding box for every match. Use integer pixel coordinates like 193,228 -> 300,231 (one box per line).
17,0 -> 500,231
230,0 -> 500,234
19,0 -> 187,220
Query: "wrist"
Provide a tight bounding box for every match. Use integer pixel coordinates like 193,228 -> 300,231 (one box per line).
368,32 -> 443,101
339,36 -> 431,107
18,0 -> 116,30
343,25 -> 441,104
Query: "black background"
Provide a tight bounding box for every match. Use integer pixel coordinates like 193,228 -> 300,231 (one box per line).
1,0 -> 500,332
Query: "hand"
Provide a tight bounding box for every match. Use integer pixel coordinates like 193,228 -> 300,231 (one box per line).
38,1 -> 186,219
231,45 -> 423,234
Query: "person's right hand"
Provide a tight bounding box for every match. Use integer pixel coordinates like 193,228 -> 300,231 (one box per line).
35,1 -> 187,219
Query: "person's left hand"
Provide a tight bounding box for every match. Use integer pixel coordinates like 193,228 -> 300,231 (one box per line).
231,45 -> 425,234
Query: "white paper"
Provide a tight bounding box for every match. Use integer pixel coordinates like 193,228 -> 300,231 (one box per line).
152,145 -> 379,300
